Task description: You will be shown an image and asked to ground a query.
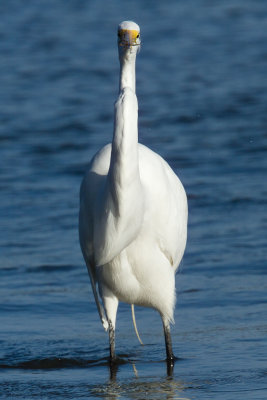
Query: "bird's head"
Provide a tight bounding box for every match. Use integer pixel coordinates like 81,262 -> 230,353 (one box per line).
118,21 -> 141,57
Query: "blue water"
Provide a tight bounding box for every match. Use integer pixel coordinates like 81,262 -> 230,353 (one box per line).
1,0 -> 267,399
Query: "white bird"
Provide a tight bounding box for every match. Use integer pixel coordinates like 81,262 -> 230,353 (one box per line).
79,21 -> 188,363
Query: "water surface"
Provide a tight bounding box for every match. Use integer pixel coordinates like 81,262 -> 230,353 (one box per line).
0,0 -> 267,399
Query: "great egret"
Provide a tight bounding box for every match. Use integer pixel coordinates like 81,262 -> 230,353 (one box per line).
79,21 -> 188,364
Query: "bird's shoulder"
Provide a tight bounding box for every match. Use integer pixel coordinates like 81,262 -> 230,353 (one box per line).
89,143 -> 112,174
138,143 -> 183,191
80,144 -> 111,201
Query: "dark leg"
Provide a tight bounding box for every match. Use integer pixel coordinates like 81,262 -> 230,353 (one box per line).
103,294 -> 118,364
109,359 -> 118,381
163,322 -> 174,361
108,319 -> 118,379
108,319 -> 116,362
163,321 -> 175,376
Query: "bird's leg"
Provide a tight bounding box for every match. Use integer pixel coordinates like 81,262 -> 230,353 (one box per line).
109,360 -> 118,381
102,292 -> 118,363
163,323 -> 174,361
108,319 -> 116,362
108,319 -> 119,380
163,320 -> 175,376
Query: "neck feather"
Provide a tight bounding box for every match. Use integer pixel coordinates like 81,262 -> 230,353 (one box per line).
119,51 -> 136,93
94,48 -> 143,266
108,49 -> 141,215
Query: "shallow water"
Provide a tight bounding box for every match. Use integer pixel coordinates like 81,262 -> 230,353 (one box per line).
1,0 -> 267,399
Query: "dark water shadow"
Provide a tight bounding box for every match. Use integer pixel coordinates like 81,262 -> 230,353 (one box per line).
0,353 -> 179,378
0,356 -> 111,370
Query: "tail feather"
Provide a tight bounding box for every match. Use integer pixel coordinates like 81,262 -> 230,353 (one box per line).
131,304 -> 144,345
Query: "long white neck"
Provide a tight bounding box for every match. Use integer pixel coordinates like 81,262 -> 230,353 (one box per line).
119,52 -> 136,93
110,48 -> 140,210
95,48 -> 144,265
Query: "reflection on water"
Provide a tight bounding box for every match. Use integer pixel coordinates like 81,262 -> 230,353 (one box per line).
94,371 -> 190,400
109,358 -> 175,381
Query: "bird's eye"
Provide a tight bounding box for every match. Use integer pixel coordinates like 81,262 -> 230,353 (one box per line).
118,31 -> 121,38
136,34 -> 140,38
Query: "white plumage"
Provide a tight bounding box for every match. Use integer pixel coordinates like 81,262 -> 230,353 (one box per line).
79,21 -> 187,363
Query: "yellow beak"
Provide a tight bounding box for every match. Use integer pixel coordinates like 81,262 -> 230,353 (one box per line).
118,29 -> 140,46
